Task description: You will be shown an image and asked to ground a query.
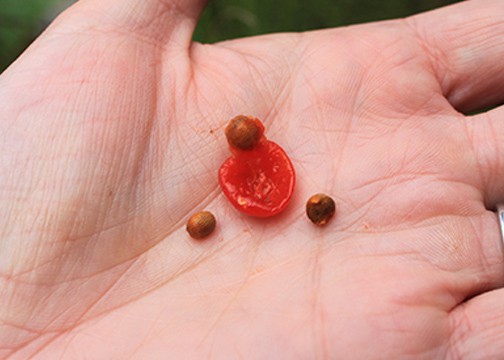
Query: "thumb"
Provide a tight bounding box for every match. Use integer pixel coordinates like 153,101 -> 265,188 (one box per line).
60,0 -> 208,47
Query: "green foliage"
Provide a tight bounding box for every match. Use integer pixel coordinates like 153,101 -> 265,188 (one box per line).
0,0 -> 461,73
0,0 -> 61,72
193,0 -> 461,43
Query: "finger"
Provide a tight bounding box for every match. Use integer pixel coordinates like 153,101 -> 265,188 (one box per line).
449,288 -> 504,359
60,0 -> 208,46
464,107 -> 504,206
408,0 -> 504,113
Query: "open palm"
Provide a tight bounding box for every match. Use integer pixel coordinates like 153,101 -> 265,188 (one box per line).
2,0 -> 504,358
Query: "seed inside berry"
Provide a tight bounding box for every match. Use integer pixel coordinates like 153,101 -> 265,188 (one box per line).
306,194 -> 336,226
186,211 -> 216,239
225,115 -> 264,150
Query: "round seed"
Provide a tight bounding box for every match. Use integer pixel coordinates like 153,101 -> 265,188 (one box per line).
225,115 -> 264,150
306,193 -> 336,226
186,211 -> 216,239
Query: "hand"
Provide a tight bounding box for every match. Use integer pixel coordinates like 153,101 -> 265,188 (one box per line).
2,0 -> 504,358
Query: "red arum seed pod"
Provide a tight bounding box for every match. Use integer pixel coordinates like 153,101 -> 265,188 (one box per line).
218,115 -> 296,218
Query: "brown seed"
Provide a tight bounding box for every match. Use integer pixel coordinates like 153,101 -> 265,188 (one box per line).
306,194 -> 336,226
186,211 -> 216,239
225,115 -> 264,150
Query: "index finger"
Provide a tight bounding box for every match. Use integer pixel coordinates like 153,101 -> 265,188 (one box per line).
408,0 -> 504,114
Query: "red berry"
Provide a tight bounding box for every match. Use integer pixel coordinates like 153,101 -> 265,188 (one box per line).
219,116 -> 295,217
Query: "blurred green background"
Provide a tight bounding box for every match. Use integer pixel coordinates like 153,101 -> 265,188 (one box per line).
1,0 -> 460,73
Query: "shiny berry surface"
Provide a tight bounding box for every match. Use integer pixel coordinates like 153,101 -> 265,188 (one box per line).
219,116 -> 295,218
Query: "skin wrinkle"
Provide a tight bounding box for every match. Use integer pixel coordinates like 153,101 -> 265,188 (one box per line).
0,336 -> 55,360
194,49 -> 277,119
22,222 -> 124,282
57,331 -> 79,360
0,321 -> 44,339
241,58 -> 275,110
58,258 -> 143,330
0,251 -> 135,287
264,212 -> 306,240
303,75 -> 355,187
346,22 -> 405,57
468,113 -> 500,202
310,233 -> 328,360
263,46 -> 299,124
130,56 -> 161,211
474,113 -> 501,204
229,249 -> 316,284
267,53 -> 296,102
358,23 -> 441,117
300,63 -> 346,191
487,114 -> 504,198
352,170 -> 438,192
2,167 -> 79,278
10,332 -> 66,360
197,253 -> 302,358
0,325 -> 50,359
366,184 -> 475,229
463,217 -> 491,281
342,212 -> 480,239
404,16 -> 453,102
200,36 -> 299,126
461,116 -> 484,192
197,232 -> 262,350
187,76 -> 238,127
8,197 -> 139,281
479,213 -> 504,272
427,219 -> 489,283
5,320 -> 59,359
447,302 -> 472,360
335,222 -> 478,277
24,279 -> 102,331
77,228 -> 228,312
334,88 -> 362,182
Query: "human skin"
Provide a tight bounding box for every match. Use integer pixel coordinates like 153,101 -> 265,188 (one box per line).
2,0 -> 504,358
